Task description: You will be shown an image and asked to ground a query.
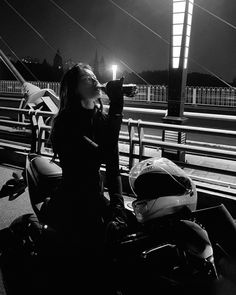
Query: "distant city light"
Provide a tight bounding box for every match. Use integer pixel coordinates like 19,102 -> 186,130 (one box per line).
172,0 -> 194,69
111,64 -> 118,80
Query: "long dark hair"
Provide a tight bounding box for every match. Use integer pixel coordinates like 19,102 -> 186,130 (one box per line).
58,63 -> 103,114
50,63 -> 103,155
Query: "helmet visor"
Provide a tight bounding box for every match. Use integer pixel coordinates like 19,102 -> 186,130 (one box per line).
133,171 -> 192,199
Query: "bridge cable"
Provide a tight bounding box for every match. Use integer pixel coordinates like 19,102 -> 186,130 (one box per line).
3,0 -> 148,85
194,3 -> 236,31
190,58 -> 235,89
109,0 -> 234,89
48,0 -> 149,85
2,0 -> 65,61
108,0 -> 170,74
2,0 -> 233,89
108,0 -> 169,45
0,36 -> 39,81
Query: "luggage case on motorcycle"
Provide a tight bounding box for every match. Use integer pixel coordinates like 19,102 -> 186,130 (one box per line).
27,154 -> 62,198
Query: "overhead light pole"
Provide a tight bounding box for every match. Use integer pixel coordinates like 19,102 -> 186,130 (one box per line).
112,64 -> 118,80
162,0 -> 194,162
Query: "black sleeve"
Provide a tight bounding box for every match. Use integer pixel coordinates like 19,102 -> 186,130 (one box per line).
106,143 -> 124,208
104,114 -> 124,208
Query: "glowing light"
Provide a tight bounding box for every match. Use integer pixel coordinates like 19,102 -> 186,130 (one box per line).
185,36 -> 190,47
187,14 -> 192,25
188,2 -> 194,14
173,13 -> 185,24
184,58 -> 188,69
173,1 -> 186,13
172,0 -> 193,69
111,64 -> 118,80
173,58 -> 180,68
186,25 -> 191,36
173,24 -> 184,35
173,47 -> 181,57
173,35 -> 183,46
184,47 -> 189,58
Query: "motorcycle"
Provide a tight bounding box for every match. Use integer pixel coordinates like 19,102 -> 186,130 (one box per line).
106,206 -> 220,295
0,115 -> 236,295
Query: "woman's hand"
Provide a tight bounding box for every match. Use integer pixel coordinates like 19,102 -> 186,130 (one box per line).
106,77 -> 124,115
105,204 -> 128,244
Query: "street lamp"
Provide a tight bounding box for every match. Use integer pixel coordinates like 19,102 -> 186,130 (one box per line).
172,0 -> 194,70
162,0 -> 194,162
111,64 -> 118,80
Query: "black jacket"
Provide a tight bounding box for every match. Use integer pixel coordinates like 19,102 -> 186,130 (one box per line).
50,104 -> 124,220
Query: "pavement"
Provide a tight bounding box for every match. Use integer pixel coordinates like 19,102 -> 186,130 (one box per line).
185,154 -> 236,188
0,166 -> 33,230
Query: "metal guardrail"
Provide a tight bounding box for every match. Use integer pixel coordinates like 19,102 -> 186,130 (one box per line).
103,105 -> 236,121
0,106 -> 54,117
1,92 -> 236,212
1,105 -> 236,121
0,106 -> 235,180
20,109 -> 236,167
0,80 -> 60,97
1,80 -> 236,107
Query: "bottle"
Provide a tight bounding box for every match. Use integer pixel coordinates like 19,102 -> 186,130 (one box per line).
99,83 -> 138,97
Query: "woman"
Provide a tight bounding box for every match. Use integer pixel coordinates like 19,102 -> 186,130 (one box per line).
42,63 -> 126,241
40,63 -> 127,293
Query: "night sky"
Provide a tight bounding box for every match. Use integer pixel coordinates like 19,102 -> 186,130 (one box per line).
0,0 -> 236,82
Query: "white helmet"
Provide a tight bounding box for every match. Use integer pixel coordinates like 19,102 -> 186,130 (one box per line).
129,157 -> 197,223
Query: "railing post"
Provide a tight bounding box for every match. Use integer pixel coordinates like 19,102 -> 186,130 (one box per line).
29,114 -> 39,153
146,85 -> 151,102
162,126 -> 187,162
192,88 -> 197,105
127,118 -> 135,169
18,98 -> 27,123
162,86 -> 167,102
37,116 -> 46,154
226,88 -> 230,107
137,119 -> 144,161
233,88 -> 236,107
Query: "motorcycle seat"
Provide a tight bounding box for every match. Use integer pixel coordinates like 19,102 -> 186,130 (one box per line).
30,155 -> 62,194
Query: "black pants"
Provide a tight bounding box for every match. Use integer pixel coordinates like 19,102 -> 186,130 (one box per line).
37,187 -> 116,291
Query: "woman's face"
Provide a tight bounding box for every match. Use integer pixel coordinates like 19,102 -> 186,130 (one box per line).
77,69 -> 101,100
